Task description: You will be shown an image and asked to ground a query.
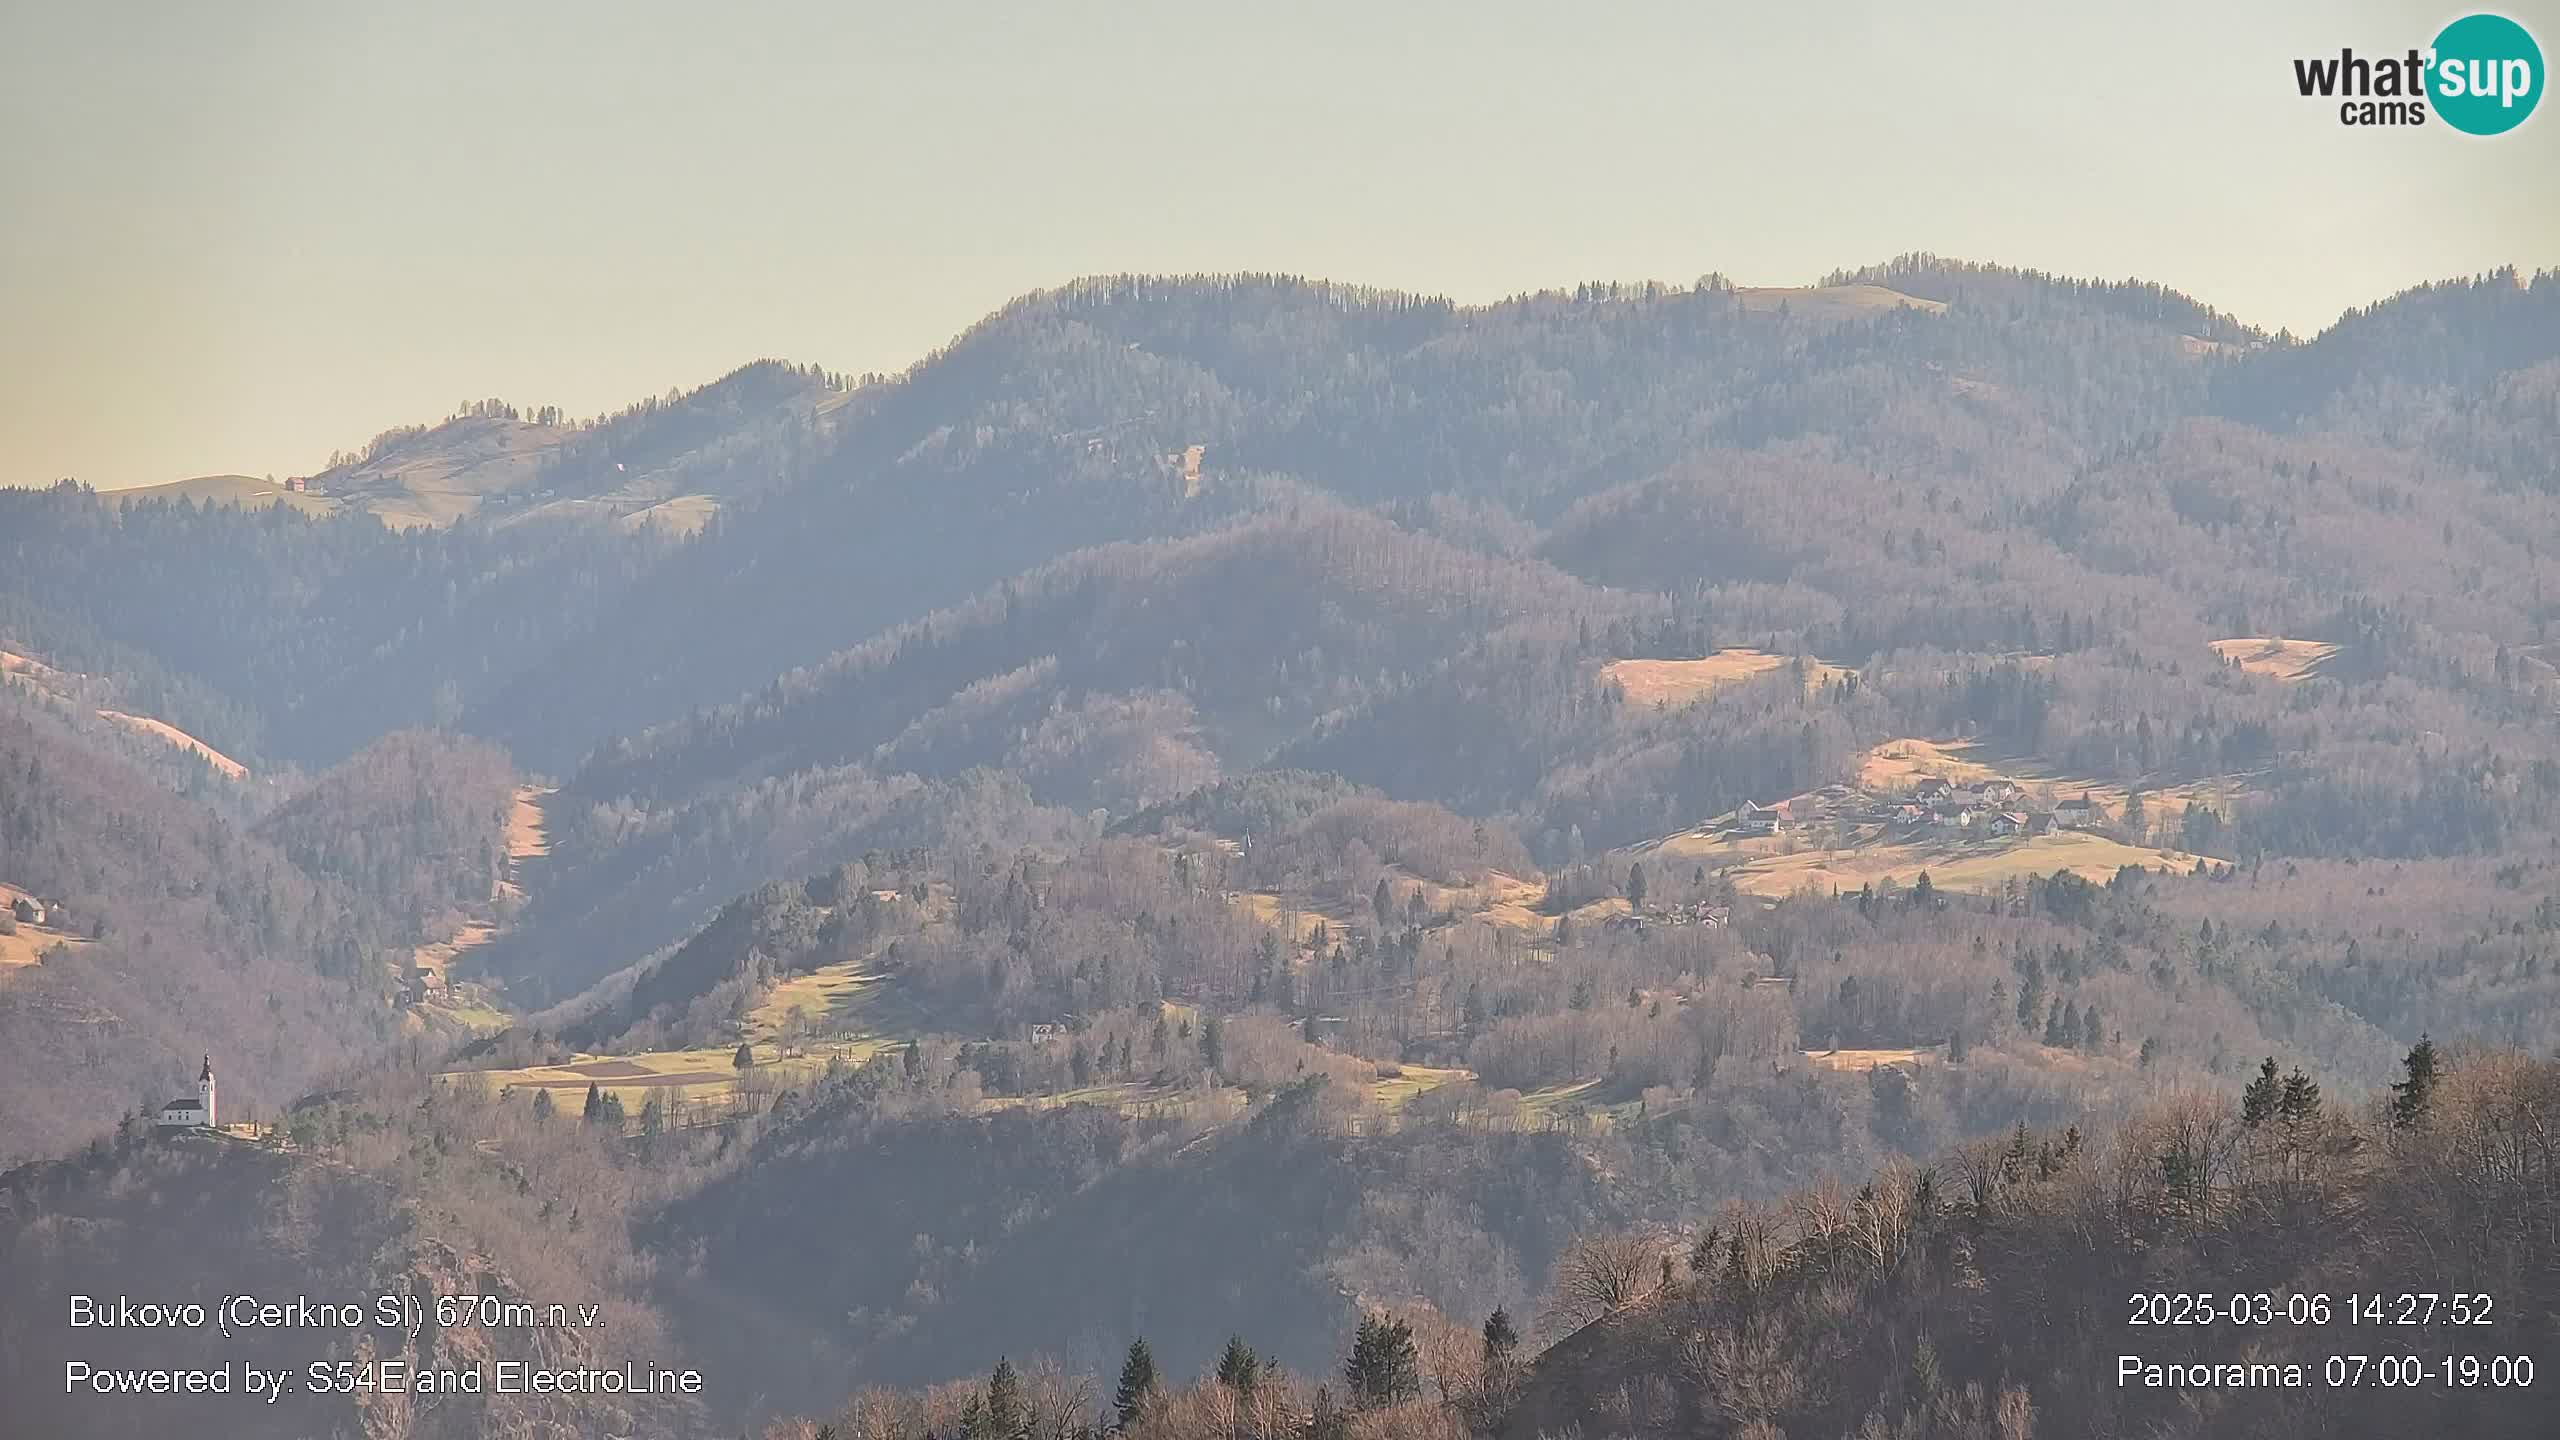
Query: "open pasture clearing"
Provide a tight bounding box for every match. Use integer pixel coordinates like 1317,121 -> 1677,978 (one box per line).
2210,636 -> 2340,682
1857,738 -> 2009,792
1602,650 -> 1853,709
1232,867 -> 1625,953
1369,1063 -> 1475,1108
457,1044 -> 837,1112
95,710 -> 248,778
103,474 -> 337,517
409,921 -> 493,983
1728,829 -> 2219,899
0,651 -> 66,685
4,649 -> 250,779
0,883 -> 90,973
1732,284 -> 1948,321
1804,1046 -> 1935,1072
505,786 -> 551,861
749,961 -> 928,1053
1859,738 -> 2239,819
614,494 -> 722,535
328,418 -> 574,528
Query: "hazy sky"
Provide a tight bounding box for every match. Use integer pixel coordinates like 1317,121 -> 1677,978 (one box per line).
4,0 -> 2554,489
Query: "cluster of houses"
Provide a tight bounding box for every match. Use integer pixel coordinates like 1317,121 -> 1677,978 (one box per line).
1894,776 -> 2042,837
1607,900 -> 1731,934
1727,776 -> 2113,843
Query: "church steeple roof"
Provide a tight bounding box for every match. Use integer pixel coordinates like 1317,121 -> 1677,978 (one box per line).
199,1054 -> 213,1082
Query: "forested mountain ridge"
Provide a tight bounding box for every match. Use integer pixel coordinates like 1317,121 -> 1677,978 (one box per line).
0,484 -> 659,767
8,262 -> 2552,779
5,259 -> 2560,1439
303,357 -> 851,530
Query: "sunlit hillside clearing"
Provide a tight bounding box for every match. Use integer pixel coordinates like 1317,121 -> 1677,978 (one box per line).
505,785 -> 551,860
0,883 -> 90,973
102,474 -> 337,517
1730,829 -> 2219,899
1803,1046 -> 1935,1072
748,961 -> 927,1053
1369,1063 -> 1475,1108
320,417 -> 574,528
1231,868 -> 1625,950
0,651 -> 67,686
1857,739 -> 2237,819
2210,636 -> 2340,682
614,494 -> 722,536
1602,650 -> 1852,708
1856,738 -> 2007,791
2,652 -> 251,779
1732,284 -> 1948,321
460,1040 -> 866,1115
94,709 -> 247,779
494,784 -> 551,905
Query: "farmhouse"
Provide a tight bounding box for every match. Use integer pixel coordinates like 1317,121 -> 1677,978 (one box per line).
156,1055 -> 216,1130
1987,810 -> 2030,838
1734,800 -> 1787,837
1981,779 -> 2023,804
1911,777 -> 1952,801
2056,793 -> 2103,828
10,896 -> 40,926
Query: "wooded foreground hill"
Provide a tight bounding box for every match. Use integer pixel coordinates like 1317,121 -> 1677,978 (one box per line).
743,1044 -> 2558,1440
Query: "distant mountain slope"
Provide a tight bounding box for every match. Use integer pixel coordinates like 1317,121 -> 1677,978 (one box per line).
0,481 -> 657,766
565,499 -> 1622,812
308,411 -> 572,528
2212,267 -> 2560,491
14,260 -> 2560,784
1,635 -> 265,786
1828,252 -> 2269,346
305,360 -> 848,530
2213,266 -> 2560,423
0,702 -> 402,1160
103,473 -> 338,516
465,269 -> 2216,768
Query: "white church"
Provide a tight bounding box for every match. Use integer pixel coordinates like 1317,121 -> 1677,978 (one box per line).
156,1055 -> 217,1129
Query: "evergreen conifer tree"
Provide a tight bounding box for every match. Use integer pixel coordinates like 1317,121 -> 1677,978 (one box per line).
2391,1036 -> 2439,1128
2242,1056 -> 2281,1126
1113,1339 -> 1157,1430
1214,1335 -> 1261,1393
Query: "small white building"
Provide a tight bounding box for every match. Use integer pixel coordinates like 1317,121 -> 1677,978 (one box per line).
1734,801 -> 1786,837
156,1055 -> 216,1129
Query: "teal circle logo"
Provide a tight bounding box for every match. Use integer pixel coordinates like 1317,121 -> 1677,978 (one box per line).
2431,13 -> 2544,134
